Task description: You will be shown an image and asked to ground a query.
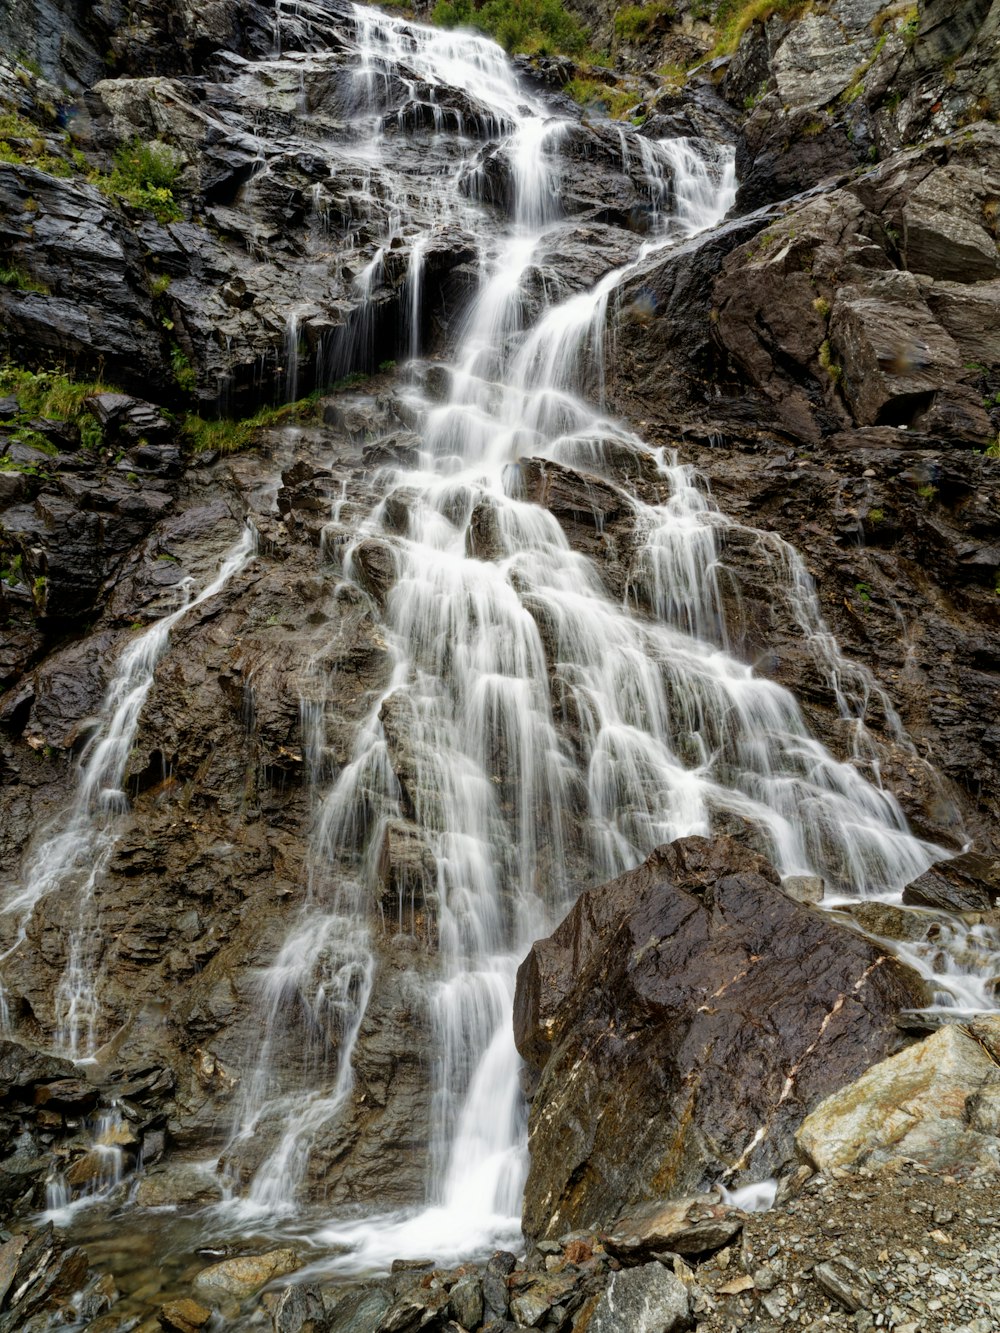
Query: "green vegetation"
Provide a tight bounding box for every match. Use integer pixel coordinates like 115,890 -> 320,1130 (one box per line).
868,507 -> 885,524
614,3 -> 675,43
900,5 -> 920,46
812,295 -> 831,318
0,553 -> 24,587
710,0 -> 808,56
985,435 -> 1000,459
917,482 -> 937,500
854,581 -> 872,607
818,339 -> 842,381
430,0 -> 588,54
0,264 -> 48,294
181,394 -> 321,455
170,344 -> 197,394
16,52 -> 43,79
743,80 -> 770,110
0,363 -> 109,452
97,138 -> 182,223
0,109 -> 78,177
564,77 -> 639,119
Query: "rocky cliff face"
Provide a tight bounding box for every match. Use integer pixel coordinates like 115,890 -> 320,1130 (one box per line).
0,0 -> 997,1329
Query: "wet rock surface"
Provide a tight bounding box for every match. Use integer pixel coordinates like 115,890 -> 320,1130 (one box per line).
514,836 -> 925,1239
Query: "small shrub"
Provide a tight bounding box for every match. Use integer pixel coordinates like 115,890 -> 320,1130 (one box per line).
614,3 -> 675,43
431,0 -> 589,55
818,339 -> 842,381
0,553 -> 24,586
0,265 -> 48,293
565,77 -> 638,119
181,394 -> 321,455
98,138 -> 182,223
812,295 -> 830,318
170,344 -> 197,393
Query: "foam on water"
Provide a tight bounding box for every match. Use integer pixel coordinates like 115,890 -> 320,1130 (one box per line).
208,0 -> 985,1275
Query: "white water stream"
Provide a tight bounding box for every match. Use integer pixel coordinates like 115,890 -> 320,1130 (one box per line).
213,0 -> 990,1276
1,0 -> 993,1278
0,528 -> 257,1055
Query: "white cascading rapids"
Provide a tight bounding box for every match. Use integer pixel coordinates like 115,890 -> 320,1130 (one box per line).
217,1 -> 994,1276
1,0 -> 992,1271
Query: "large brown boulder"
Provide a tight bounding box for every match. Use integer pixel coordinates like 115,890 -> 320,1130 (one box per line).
514,836 -> 925,1240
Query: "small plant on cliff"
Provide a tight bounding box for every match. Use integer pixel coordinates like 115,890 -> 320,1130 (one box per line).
430,0 -> 588,55
564,77 -> 639,119
0,264 -> 48,293
170,344 -> 197,394
711,0 -> 809,55
614,3 -> 675,43
900,5 -> 920,46
0,364 -> 110,451
99,138 -> 183,224
818,339 -> 842,381
0,554 -> 24,587
180,394 -> 321,455
0,109 -> 83,178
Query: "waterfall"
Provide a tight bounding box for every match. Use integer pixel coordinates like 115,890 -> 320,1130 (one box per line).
203,0 -> 989,1278
0,528 -> 257,1056
5,0 -> 991,1281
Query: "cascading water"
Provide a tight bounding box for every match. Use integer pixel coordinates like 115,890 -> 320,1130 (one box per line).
208,0 -> 995,1279
2,2 -> 989,1300
0,528 -> 257,1057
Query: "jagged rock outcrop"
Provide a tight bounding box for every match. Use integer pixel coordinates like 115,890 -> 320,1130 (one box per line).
513,835 -> 925,1240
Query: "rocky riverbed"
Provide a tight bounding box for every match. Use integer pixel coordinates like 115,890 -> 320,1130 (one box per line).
0,0 -> 998,1329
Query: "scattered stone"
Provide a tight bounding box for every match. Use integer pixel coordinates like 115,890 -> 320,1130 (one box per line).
605,1195 -> 745,1261
158,1298 -> 211,1333
193,1249 -> 301,1299
781,875 -> 824,904
813,1258 -> 870,1313
447,1273 -> 483,1329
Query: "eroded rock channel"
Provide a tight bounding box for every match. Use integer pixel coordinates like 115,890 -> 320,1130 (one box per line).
0,0 -> 997,1329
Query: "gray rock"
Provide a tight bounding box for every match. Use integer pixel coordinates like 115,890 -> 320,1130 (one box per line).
781,875 -> 824,904
193,1248 -> 301,1298
903,852 -> 999,913
813,1258 -> 870,1313
772,14 -> 872,110
830,271 -> 988,437
605,1194 -> 745,1261
447,1274 -> 484,1329
578,1263 -> 689,1333
482,1250 -> 517,1322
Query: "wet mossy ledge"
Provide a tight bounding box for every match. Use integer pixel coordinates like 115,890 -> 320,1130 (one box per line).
0,363 -> 330,461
